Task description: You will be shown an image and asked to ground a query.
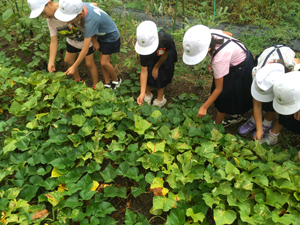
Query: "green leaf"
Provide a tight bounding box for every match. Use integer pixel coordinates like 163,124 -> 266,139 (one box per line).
134,115 -> 151,135
153,196 -> 175,212
195,142 -> 215,159
77,174 -> 93,191
213,208 -> 236,225
125,209 -> 137,225
104,186 -> 126,198
167,208 -> 185,225
5,187 -> 22,199
146,141 -> 166,153
186,208 -> 205,223
63,194 -> 83,209
100,164 -> 117,182
20,185 -> 39,201
45,191 -> 63,206
72,114 -> 86,127
2,9 -> 14,21
225,161 -> 240,175
79,190 -> 96,200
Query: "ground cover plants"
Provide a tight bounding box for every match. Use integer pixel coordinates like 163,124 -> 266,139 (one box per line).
1,0 -> 300,224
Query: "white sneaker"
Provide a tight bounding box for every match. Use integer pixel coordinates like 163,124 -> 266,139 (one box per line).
144,93 -> 153,105
152,96 -> 167,108
111,77 -> 122,89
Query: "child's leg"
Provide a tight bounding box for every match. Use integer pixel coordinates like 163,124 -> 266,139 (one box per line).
270,120 -> 284,135
265,111 -> 276,122
156,88 -> 165,101
146,85 -> 152,96
65,52 -> 81,81
100,52 -> 118,83
215,111 -> 226,125
84,53 -> 98,86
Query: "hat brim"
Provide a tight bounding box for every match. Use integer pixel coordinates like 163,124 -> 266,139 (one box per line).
135,38 -> 159,55
273,99 -> 300,115
251,81 -> 274,102
29,7 -> 44,18
182,45 -> 209,66
54,10 -> 77,22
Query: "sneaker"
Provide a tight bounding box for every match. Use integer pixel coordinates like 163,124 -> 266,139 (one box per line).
144,93 -> 153,105
238,118 -> 256,136
152,96 -> 167,108
260,130 -> 278,145
104,82 -> 112,89
75,78 -> 86,84
92,85 -> 97,90
111,77 -> 122,89
222,114 -> 242,127
252,123 -> 272,140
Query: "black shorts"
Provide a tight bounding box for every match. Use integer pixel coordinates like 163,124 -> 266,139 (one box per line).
262,101 -> 275,112
66,43 -> 94,56
279,114 -> 300,135
96,37 -> 120,55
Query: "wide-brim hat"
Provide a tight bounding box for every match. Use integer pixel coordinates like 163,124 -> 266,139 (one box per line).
251,63 -> 284,102
182,25 -> 211,65
28,0 -> 49,18
273,71 -> 300,115
135,21 -> 159,55
54,0 -> 83,22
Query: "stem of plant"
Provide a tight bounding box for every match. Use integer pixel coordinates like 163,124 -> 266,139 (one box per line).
149,215 -> 166,223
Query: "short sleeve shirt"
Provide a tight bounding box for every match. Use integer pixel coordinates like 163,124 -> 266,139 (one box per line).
83,3 -> 120,42
140,30 -> 173,67
252,46 -> 296,79
47,18 -> 92,49
209,29 -> 247,79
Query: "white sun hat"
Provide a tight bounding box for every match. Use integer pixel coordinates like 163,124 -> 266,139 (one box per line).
135,21 -> 159,55
251,63 -> 285,102
27,0 -> 49,18
273,71 -> 300,115
54,0 -> 83,22
182,25 -> 211,65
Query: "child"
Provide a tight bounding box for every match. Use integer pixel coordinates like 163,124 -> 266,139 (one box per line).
238,45 -> 299,139
135,21 -> 177,107
27,0 -> 99,88
182,25 -> 254,125
54,0 -> 122,89
260,72 -> 300,150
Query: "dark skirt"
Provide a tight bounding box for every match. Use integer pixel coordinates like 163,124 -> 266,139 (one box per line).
146,42 -> 178,89
211,49 -> 254,115
279,114 -> 300,135
262,101 -> 275,112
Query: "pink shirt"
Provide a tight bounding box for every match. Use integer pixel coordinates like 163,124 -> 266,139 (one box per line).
209,29 -> 247,79
47,18 -> 92,49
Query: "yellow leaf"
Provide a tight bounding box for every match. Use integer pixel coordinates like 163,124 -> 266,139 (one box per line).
162,188 -> 169,196
0,108 -> 3,114
51,167 -> 63,178
90,181 -> 99,191
233,157 -> 240,165
57,184 -> 67,193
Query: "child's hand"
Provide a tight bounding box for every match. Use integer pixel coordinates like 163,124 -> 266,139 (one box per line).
253,130 -> 264,141
197,106 -> 207,118
137,93 -> 145,105
48,62 -> 55,73
294,110 -> 300,121
93,41 -> 100,52
152,68 -> 158,80
66,66 -> 76,75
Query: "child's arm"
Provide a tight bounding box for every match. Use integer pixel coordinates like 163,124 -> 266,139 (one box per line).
253,99 -> 263,140
294,110 -> 300,121
137,66 -> 148,105
197,77 -> 223,118
48,35 -> 58,72
294,58 -> 300,64
66,37 -> 91,75
222,31 -> 233,37
152,51 -> 169,80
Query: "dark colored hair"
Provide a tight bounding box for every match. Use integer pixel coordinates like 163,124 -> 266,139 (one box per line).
208,36 -> 224,55
275,59 -> 290,73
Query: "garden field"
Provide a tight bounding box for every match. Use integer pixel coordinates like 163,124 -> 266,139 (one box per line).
1,0 -> 300,224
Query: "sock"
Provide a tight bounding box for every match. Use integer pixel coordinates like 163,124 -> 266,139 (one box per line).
250,115 -> 255,122
145,93 -> 152,97
270,130 -> 279,136
155,99 -> 163,102
263,119 -> 272,126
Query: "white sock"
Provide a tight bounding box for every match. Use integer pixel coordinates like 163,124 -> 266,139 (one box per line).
270,130 -> 279,136
263,119 -> 272,126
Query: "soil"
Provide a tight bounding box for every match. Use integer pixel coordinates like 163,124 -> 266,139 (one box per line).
1,35 -> 300,225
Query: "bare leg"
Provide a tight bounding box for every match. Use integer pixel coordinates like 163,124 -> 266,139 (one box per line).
146,85 -> 152,96
215,111 -> 226,125
157,88 -> 165,101
271,120 -> 284,135
65,51 -> 81,81
265,111 -> 276,121
85,53 -> 98,86
100,52 -> 118,83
